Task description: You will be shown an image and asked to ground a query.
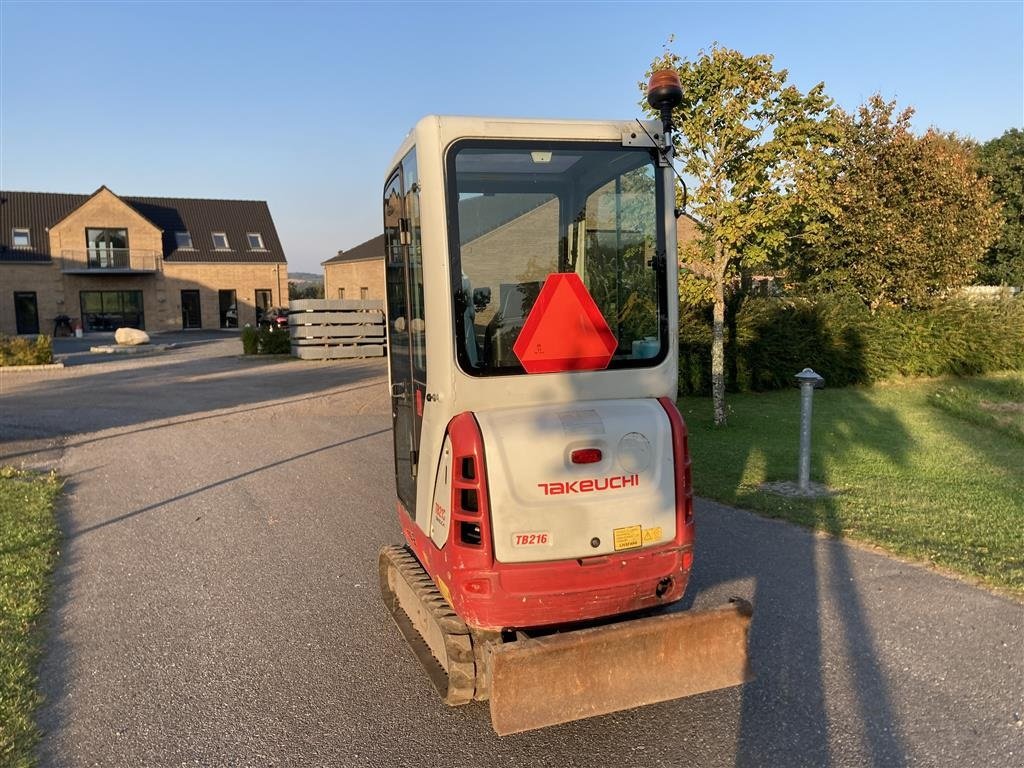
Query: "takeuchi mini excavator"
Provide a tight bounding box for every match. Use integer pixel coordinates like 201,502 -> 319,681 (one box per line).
378,72 -> 752,735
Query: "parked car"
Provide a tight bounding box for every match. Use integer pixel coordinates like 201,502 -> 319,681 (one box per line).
258,307 -> 289,331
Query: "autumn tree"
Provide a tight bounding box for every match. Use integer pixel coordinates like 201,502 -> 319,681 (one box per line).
644,45 -> 835,425
791,96 -> 1002,308
977,128 -> 1024,286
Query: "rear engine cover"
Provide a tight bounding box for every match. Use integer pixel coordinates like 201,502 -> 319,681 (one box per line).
475,399 -> 676,563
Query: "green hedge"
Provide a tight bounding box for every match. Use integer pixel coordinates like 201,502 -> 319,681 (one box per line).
257,327 -> 291,355
679,295 -> 1024,394
0,335 -> 53,366
240,326 -> 290,356
241,326 -> 258,355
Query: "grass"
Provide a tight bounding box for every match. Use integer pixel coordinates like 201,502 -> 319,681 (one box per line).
677,372 -> 1024,594
927,374 -> 1024,442
0,468 -> 61,767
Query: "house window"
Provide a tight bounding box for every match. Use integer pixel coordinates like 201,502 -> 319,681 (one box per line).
174,231 -> 193,249
212,232 -> 230,250
360,287 -> 369,300
12,228 -> 31,248
246,233 -> 265,250
80,290 -> 144,331
337,287 -> 345,299
86,228 -> 129,268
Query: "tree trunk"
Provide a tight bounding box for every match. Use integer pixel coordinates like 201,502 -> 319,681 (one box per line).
711,272 -> 727,426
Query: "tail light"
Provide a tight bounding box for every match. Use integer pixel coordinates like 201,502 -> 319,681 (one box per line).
570,448 -> 603,464
658,397 -> 695,533
448,412 -> 494,564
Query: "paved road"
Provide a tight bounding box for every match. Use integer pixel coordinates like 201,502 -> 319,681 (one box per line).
2,338 -> 1021,767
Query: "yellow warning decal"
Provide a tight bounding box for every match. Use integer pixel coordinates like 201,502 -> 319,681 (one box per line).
436,577 -> 453,607
613,525 -> 642,551
642,526 -> 663,544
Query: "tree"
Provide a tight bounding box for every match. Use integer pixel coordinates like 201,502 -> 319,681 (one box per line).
644,45 -> 835,425
977,128 -> 1024,286
791,96 -> 1002,307
288,281 -> 324,300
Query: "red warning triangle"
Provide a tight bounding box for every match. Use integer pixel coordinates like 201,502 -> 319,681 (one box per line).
513,273 -> 618,374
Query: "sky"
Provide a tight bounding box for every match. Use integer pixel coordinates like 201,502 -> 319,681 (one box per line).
2,1 -> 1022,274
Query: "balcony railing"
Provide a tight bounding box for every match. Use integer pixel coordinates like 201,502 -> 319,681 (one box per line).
60,249 -> 160,273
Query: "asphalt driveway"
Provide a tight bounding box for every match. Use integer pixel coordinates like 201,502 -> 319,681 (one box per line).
1,338 -> 1021,767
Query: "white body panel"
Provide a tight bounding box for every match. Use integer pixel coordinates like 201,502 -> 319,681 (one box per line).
384,116 -> 680,538
476,399 -> 676,563
429,437 -> 453,548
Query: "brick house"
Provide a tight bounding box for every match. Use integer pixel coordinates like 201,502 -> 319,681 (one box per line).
320,211 -> 701,314
0,186 -> 288,336
322,234 -> 385,301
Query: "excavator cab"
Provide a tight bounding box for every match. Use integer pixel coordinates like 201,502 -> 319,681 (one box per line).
379,86 -> 752,735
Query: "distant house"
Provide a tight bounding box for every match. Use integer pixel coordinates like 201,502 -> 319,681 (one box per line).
0,186 -> 288,335
677,211 -> 701,255
322,234 -> 385,301
319,211 -> 702,313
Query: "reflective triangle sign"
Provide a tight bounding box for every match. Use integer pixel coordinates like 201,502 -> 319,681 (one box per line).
513,273 -> 618,374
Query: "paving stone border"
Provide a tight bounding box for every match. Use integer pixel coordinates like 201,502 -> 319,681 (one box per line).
0,361 -> 65,372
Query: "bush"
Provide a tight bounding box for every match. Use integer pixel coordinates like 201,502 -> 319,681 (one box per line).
241,326 -> 258,355
0,334 -> 54,366
257,327 -> 291,355
678,295 -> 1024,394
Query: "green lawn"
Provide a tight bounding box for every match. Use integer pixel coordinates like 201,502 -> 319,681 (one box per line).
678,372 -> 1024,594
0,468 -> 61,768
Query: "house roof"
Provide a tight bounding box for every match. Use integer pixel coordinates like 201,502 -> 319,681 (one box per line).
323,234 -> 385,266
0,188 -> 287,264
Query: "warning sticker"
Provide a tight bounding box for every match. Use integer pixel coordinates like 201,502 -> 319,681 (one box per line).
642,526 -> 663,544
613,525 -> 642,551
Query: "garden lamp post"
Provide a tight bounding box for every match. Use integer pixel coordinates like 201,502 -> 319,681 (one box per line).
795,368 -> 825,493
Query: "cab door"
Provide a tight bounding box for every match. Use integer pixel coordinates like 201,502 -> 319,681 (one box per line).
384,168 -> 419,514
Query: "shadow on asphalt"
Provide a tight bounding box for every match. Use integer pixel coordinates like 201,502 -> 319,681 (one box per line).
494,367 -> 913,765
15,343 -> 389,767
0,341 -> 388,465
66,427 -> 390,540
0,382 -> 384,466
679,388 -> 912,767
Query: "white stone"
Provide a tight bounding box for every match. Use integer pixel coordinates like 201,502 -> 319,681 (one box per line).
114,328 -> 150,346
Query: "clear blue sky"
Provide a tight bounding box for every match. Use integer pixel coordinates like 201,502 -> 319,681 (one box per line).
2,1 -> 1021,273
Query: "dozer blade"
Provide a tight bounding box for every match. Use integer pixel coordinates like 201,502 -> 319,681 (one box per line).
487,598 -> 753,735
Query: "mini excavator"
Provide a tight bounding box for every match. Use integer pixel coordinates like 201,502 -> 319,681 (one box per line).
378,71 -> 752,735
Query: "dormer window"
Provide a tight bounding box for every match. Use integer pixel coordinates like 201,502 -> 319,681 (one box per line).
212,232 -> 230,250
246,232 -> 265,250
12,228 -> 31,248
174,231 -> 193,249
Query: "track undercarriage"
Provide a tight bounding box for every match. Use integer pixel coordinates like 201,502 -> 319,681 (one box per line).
379,544 -> 753,735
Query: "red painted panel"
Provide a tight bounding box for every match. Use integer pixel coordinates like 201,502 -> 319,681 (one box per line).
401,408 -> 695,632
513,273 -> 617,374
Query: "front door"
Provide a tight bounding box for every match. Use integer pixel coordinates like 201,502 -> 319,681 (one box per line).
218,290 -> 237,328
385,169 -> 418,514
14,292 -> 39,334
181,290 -> 201,329
255,289 -> 272,324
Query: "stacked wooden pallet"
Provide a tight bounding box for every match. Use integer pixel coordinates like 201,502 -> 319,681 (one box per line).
288,299 -> 386,360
